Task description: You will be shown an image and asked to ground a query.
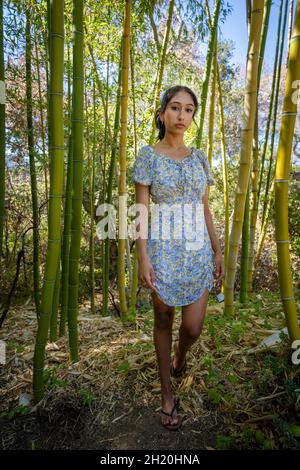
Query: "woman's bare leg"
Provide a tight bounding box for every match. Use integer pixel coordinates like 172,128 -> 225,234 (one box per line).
173,288 -> 209,370
151,291 -> 179,426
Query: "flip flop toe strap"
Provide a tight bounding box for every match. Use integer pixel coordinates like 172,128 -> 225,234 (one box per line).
161,397 -> 180,417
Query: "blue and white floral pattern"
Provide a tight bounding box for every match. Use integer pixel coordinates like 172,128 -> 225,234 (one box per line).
131,145 -> 215,306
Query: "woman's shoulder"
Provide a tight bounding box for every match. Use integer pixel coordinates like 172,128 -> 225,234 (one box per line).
194,148 -> 205,159
195,149 -> 215,185
137,144 -> 154,158
139,144 -> 152,151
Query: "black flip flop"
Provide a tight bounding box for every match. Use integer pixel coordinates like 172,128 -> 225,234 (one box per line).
160,396 -> 183,431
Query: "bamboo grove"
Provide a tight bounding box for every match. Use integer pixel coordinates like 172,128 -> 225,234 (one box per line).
0,0 -> 299,403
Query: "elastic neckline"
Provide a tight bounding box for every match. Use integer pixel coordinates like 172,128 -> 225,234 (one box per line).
148,145 -> 195,162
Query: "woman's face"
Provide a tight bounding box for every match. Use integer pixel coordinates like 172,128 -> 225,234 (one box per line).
159,91 -> 196,134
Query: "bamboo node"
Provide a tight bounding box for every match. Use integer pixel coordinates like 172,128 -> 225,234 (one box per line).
51,33 -> 65,39
282,112 -> 297,116
290,35 -> 300,43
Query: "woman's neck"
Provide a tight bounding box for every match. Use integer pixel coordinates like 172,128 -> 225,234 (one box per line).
160,134 -> 185,149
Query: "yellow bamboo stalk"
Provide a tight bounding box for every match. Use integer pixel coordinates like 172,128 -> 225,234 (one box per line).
216,59 -> 229,287
206,35 -> 216,200
149,0 -> 175,145
118,0 -> 131,321
254,180 -> 274,267
224,0 -> 264,314
274,0 -> 300,340
248,108 -> 259,295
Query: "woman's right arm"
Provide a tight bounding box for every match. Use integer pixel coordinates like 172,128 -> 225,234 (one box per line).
135,183 -> 158,293
135,183 -> 150,262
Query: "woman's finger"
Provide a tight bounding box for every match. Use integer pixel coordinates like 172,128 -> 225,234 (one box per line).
147,276 -> 158,293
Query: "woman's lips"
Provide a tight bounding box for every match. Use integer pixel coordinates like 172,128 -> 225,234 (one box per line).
175,124 -> 185,128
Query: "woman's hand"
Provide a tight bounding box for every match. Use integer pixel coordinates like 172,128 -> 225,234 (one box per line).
213,251 -> 224,281
138,257 -> 158,293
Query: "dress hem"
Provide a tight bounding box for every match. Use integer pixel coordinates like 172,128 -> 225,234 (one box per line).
152,282 -> 213,307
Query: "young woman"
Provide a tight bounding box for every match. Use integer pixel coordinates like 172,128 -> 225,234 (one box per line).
131,85 -> 224,431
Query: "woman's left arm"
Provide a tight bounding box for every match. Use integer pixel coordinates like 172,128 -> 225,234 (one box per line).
202,190 -> 224,280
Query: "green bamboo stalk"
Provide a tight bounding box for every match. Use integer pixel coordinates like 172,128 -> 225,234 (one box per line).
89,81 -> 96,315
85,85 -> 95,314
25,4 -> 40,317
50,256 -> 60,341
59,39 -> 73,337
285,0 -> 294,68
67,0 -> 84,362
149,0 -> 175,145
207,1 -> 229,291
0,0 -> 5,258
129,36 -> 139,321
261,0 -> 289,230
248,0 -> 272,295
196,0 -> 221,149
216,64 -> 229,290
238,1 -> 272,300
240,183 -> 250,303
101,11 -> 111,317
46,0 -> 51,185
255,181 -> 274,266
206,33 -> 216,201
240,0 -> 252,303
86,34 -> 113,150
248,107 -> 259,295
256,0 -> 284,222
34,33 -> 48,216
102,42 -> 122,317
257,0 -> 272,91
33,0 -> 65,403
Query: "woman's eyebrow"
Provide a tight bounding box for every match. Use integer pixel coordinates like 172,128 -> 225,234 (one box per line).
169,101 -> 195,107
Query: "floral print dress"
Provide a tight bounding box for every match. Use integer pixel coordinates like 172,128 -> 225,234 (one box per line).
131,144 -> 215,307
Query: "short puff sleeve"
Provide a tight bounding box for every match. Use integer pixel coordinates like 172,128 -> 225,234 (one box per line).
131,146 -> 153,186
199,150 -> 215,186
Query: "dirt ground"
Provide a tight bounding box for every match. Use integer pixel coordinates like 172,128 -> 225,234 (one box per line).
0,384 -> 226,450
1,244 -> 299,450
0,301 -> 228,450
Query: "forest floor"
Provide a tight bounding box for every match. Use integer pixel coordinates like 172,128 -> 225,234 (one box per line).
0,287 -> 300,450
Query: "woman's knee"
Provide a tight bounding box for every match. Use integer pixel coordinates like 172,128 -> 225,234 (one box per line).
154,308 -> 174,330
181,322 -> 203,340
151,292 -> 174,329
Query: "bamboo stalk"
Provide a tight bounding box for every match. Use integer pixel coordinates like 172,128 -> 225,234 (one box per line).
274,0 -> 300,341
117,0 -> 131,321
224,0 -> 264,314
25,4 -> 40,317
33,0 -> 65,402
67,0 -> 84,362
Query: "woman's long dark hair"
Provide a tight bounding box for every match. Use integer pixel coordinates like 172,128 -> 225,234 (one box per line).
155,85 -> 199,141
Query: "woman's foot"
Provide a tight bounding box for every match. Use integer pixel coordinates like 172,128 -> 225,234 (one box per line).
160,393 -> 182,430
